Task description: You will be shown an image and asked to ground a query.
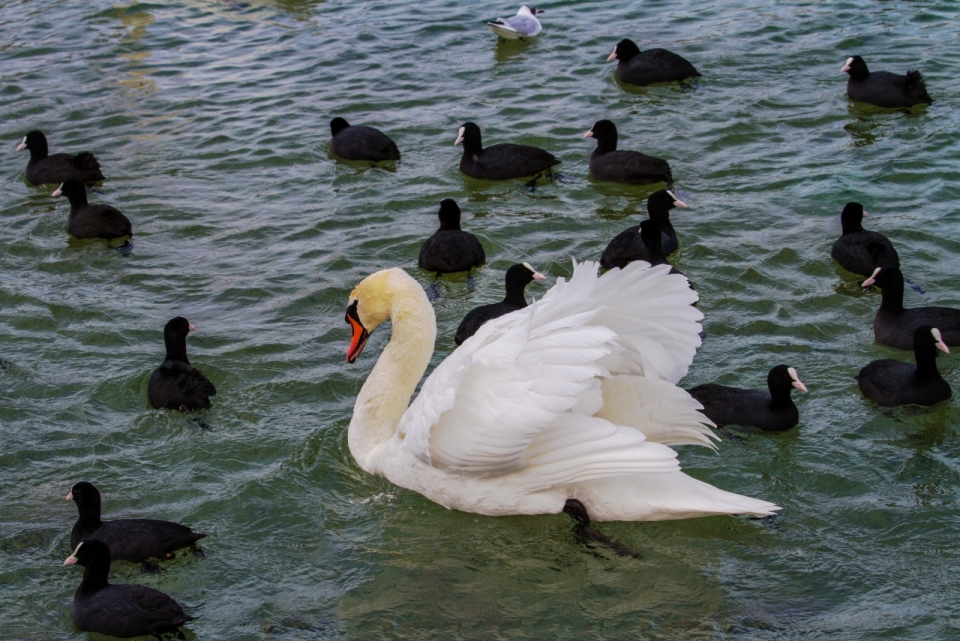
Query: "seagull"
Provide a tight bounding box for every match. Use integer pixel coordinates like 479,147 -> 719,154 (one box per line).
486,5 -> 543,40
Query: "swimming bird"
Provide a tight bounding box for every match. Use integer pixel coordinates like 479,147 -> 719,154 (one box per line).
455,262 -> 546,345
841,56 -> 933,108
51,180 -> 131,241
330,117 -> 400,162
418,199 -> 486,274
486,5 -> 543,40
64,540 -> 194,638
455,122 -> 560,181
857,326 -> 950,407
67,481 -> 206,563
17,130 -> 104,185
148,317 -> 217,411
607,38 -> 700,87
831,202 -> 899,277
687,365 -> 808,432
584,120 -> 672,185
600,190 -> 687,270
343,260 -> 779,521
862,267 -> 960,350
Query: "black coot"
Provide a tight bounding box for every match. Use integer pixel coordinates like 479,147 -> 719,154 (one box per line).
607,38 -> 699,86
862,267 -> 960,350
64,540 -> 194,638
455,122 -> 560,181
330,117 -> 400,161
857,326 -> 951,407
51,180 -> 131,241
148,317 -> 216,411
455,263 -> 546,345
831,202 -> 899,276
600,190 -> 687,269
17,130 -> 104,185
584,120 -> 672,185
687,365 -> 808,432
842,56 -> 933,108
418,199 -> 486,274
68,481 -> 206,563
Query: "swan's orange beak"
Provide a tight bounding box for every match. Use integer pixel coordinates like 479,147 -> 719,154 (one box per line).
345,300 -> 369,363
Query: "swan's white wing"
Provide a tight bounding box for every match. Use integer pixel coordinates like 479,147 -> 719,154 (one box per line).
400,309 -> 617,473
398,259 -> 704,475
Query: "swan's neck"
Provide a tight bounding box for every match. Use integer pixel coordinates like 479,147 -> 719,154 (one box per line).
349,291 -> 436,471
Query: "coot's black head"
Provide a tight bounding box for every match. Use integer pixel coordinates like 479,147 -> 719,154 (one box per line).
51,179 -> 87,204
861,265 -> 901,291
163,316 -> 195,362
647,189 -> 687,218
608,38 -> 641,63
16,130 -> 49,159
914,325 -> 950,358
437,198 -> 462,231
455,122 -> 483,155
330,117 -> 351,137
767,364 -> 808,396
840,202 -> 866,234
583,119 -> 618,151
64,539 -> 112,569
842,55 -> 869,80
504,262 -> 546,303
67,480 -> 102,512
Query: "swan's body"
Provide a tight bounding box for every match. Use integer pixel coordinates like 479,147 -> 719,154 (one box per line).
345,261 -> 779,522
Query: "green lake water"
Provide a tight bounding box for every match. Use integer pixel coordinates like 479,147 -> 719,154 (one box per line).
2,0 -> 960,638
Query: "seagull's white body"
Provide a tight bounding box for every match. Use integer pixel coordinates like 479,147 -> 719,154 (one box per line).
486,5 -> 543,39
346,261 -> 780,522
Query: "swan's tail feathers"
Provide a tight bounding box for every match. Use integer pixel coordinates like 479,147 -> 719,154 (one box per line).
572,473 -> 781,522
596,375 -> 718,448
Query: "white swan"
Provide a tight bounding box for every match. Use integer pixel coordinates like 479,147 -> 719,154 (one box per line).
344,260 -> 780,522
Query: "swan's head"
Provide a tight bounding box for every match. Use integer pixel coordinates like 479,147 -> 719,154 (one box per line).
346,268 -> 423,363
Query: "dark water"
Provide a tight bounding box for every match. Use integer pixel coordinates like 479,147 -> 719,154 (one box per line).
2,0 -> 960,638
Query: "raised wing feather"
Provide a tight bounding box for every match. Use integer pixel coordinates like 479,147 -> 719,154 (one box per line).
532,260 -> 702,383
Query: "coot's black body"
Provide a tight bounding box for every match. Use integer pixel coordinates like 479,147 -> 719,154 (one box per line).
65,540 -> 194,638
687,365 -> 807,432
857,326 -> 951,407
600,190 -> 686,269
330,117 -> 400,162
842,56 -> 932,108
52,179 -> 131,241
831,202 -> 899,276
68,481 -> 206,563
584,120 -> 672,185
148,317 -> 216,411
17,130 -> 104,185
418,199 -> 486,273
608,38 -> 699,86
456,122 -> 559,181
863,267 -> 960,350
455,263 -> 545,345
